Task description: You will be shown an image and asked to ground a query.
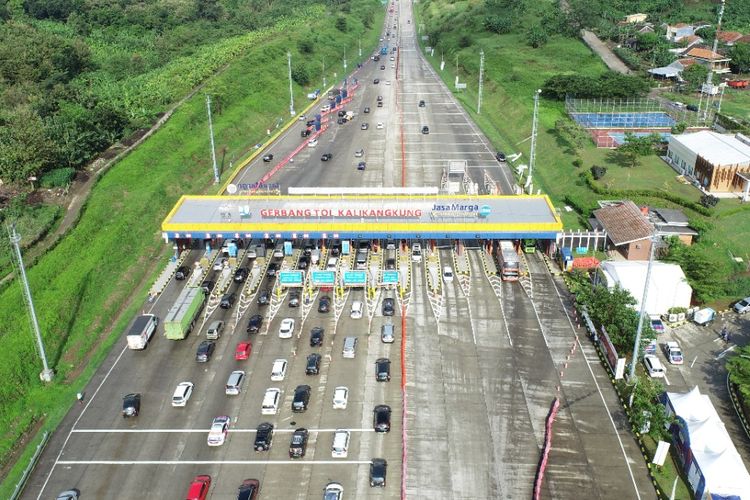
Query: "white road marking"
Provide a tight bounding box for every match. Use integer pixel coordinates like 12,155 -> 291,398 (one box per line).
57,460 -> 372,465
715,345 -> 736,359
70,428 -> 375,434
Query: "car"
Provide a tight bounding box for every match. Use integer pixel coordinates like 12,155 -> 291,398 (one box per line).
310,326 -> 325,347
172,382 -> 194,407
443,265 -> 454,282
321,153 -> 333,161
382,297 -> 395,316
377,122 -> 384,129
186,475 -> 211,500
220,292 -> 236,309
234,267 -> 249,282
318,295 -> 331,313
370,458 -> 388,487
377,95 -> 383,102
237,479 -> 260,500
355,148 -> 365,157
687,104 -> 699,112
350,300 -> 364,319
377,101 -> 383,107
361,122 -> 369,130
279,318 -> 295,338
122,393 -> 140,418
373,78 -> 380,84
196,340 -> 216,362
267,262 -> 279,276
411,242 -> 422,261
385,80 -> 391,85
235,341 -> 252,360
380,64 -> 386,70
56,490 -> 80,500
363,106 -> 370,113
289,428 -> 309,458
213,258 -> 227,271
306,119 -> 316,127
306,353 -> 322,375
381,323 -> 394,343
200,280 -> 215,294
207,415 -> 230,446
297,255 -> 309,270
496,151 -> 506,162
271,359 -> 288,381
247,314 -> 263,333
254,422 -> 274,451
288,290 -> 300,307
301,129 -> 311,137
323,482 -> 344,500
735,296 -> 750,314
665,341 -> 684,365
650,318 -> 666,334
292,384 -> 311,412
332,386 -> 349,409
331,429 -> 350,458
386,257 -> 396,270
418,99 -> 425,107
175,265 -> 190,280
225,370 -> 246,395
421,125 -> 429,134
206,320 -> 224,340
338,109 -> 347,117
337,117 -> 346,124
257,289 -> 270,306
373,404 -> 391,432
643,354 -> 666,378
375,358 -> 391,381
390,56 -> 395,61
357,161 -> 367,170
308,138 -> 318,147
262,154 -> 273,162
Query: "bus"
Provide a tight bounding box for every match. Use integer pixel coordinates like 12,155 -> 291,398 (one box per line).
497,241 -> 520,281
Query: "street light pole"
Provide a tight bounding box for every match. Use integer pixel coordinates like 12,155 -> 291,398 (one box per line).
629,231 -> 658,380
343,47 -> 347,72
287,51 -> 295,116
205,95 -> 220,184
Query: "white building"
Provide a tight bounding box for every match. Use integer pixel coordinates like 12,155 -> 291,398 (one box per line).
599,261 -> 692,315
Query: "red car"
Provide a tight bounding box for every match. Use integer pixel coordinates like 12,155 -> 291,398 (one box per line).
235,341 -> 252,360
186,475 -> 211,500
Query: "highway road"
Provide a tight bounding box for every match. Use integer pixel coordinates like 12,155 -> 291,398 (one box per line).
24,1 -> 655,499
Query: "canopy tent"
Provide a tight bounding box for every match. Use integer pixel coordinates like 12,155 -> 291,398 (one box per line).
600,261 -> 692,315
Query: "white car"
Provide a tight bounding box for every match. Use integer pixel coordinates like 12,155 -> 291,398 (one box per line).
171,382 -> 194,407
324,483 -> 343,500
279,318 -> 295,338
212,258 -> 227,271
377,122 -> 384,129
271,359 -> 288,381
643,354 -> 666,378
308,139 -> 318,147
385,80 -> 391,85
207,415 -> 230,446
332,386 -> 348,409
443,266 -> 454,283
354,149 -> 365,158
350,300 -> 363,319
298,114 -> 306,121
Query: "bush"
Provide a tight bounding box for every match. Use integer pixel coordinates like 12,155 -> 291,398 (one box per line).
590,165 -> 607,179
335,16 -> 347,32
671,122 -> 687,134
291,64 -> 310,86
39,167 -> 76,188
458,34 -> 472,48
526,24 -> 549,48
298,39 -> 314,54
484,15 -> 513,34
572,158 -> 582,168
700,194 -> 719,208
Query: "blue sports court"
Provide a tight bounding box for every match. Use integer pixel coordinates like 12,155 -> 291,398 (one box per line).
571,112 -> 676,129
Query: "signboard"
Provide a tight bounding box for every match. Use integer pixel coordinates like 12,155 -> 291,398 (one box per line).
343,271 -> 367,286
311,271 -> 335,286
652,441 -> 670,466
382,270 -> 399,284
279,271 -> 303,286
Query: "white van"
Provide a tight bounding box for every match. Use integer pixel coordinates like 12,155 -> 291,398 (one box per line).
331,429 -> 350,458
261,388 -> 281,415
350,300 -> 364,320
271,359 -> 288,381
273,242 -> 284,258
411,242 -> 422,262
311,249 -> 321,266
225,370 -> 245,395
443,266 -> 454,283
342,337 -> 357,358
327,257 -> 338,271
643,355 -> 666,378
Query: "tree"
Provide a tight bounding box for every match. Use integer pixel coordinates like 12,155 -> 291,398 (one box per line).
484,15 -> 512,34
458,34 -> 472,48
628,376 -> 671,440
335,16 -> 347,32
729,43 -> 750,74
661,239 -> 730,303
526,24 -> 548,48
194,0 -> 223,21
0,105 -> 56,182
590,165 -> 607,179
727,345 -> 750,402
554,118 -> 590,155
298,39 -> 314,55
681,64 -> 709,92
291,64 -> 310,86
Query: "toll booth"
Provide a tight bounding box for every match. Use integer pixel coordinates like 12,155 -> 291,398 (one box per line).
559,247 -> 573,272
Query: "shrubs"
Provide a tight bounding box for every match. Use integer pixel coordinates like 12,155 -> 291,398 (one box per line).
484,15 -> 512,34
39,167 -> 76,188
590,165 -> 607,180
541,72 -> 650,100
700,194 -> 719,208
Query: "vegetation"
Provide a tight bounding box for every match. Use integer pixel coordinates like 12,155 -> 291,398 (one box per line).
541,73 -> 650,100
0,0 -> 384,491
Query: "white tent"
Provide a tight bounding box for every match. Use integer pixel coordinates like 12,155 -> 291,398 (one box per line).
599,261 -> 692,315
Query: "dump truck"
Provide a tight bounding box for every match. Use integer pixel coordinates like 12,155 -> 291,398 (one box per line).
164,287 -> 205,340
126,314 -> 159,350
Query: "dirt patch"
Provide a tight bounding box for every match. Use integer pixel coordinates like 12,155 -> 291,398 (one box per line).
121,129 -> 149,147
0,417 -> 45,477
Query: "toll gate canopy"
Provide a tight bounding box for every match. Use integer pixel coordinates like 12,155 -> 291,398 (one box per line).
162,195 -> 562,241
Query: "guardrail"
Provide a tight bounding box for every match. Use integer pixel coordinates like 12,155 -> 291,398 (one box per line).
11,431 -> 49,500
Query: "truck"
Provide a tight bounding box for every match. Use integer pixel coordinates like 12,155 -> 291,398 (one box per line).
126,314 -> 159,350
164,287 -> 206,340
497,240 -> 520,281
693,307 -> 715,326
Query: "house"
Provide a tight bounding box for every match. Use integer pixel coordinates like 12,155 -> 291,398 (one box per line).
591,201 -> 653,260
598,261 -> 692,314
648,208 -> 698,245
664,387 -> 750,500
717,30 -> 744,46
624,13 -> 648,24
685,47 -> 731,74
736,34 -> 750,45
666,131 -> 750,195
665,23 -> 695,43
648,58 -> 697,80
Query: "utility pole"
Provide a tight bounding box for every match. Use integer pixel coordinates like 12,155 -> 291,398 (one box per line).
9,225 -> 54,382
343,47 -> 347,72
287,51 -> 295,117
358,39 -> 362,58
699,0 -> 725,123
323,61 -> 326,88
205,95 -> 220,184
478,49 -> 485,115
629,232 -> 658,381
526,89 -> 541,193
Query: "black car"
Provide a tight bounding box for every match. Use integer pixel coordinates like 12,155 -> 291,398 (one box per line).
373,78 -> 380,84
357,161 -> 366,171
254,422 -> 274,452
306,119 -> 316,127
288,290 -> 300,307
377,101 -> 383,107
247,314 -> 263,334
267,262 -> 279,277
386,258 -> 396,270
301,129 -> 311,137
370,458 -> 388,487
380,65 -> 385,70
496,151 -> 506,162
257,289 -> 270,305
337,117 -> 346,124
373,404 -> 391,432
337,110 -> 347,117
310,326 -> 325,347
122,393 -> 141,418
289,428 -> 309,458
175,266 -> 190,280
418,100 -> 426,107
306,353 -> 322,375
237,479 -> 260,500
375,358 -> 391,382
292,385 -> 311,412
321,153 -> 333,161
377,95 -> 383,102
196,340 -> 216,362
382,297 -> 395,316
262,154 -> 273,162
318,295 -> 331,313
220,292 -> 236,309
364,107 -> 370,113
330,245 -> 341,257
297,256 -> 309,270
687,104 -> 699,112
200,280 -> 215,294
234,267 -> 249,283
421,125 -> 429,134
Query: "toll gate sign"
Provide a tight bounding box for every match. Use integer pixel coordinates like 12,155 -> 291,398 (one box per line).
343,271 -> 367,287
279,271 -> 303,286
311,271 -> 335,287
382,270 -> 399,285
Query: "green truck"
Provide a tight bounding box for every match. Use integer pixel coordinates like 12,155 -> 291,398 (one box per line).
164,287 -> 205,340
